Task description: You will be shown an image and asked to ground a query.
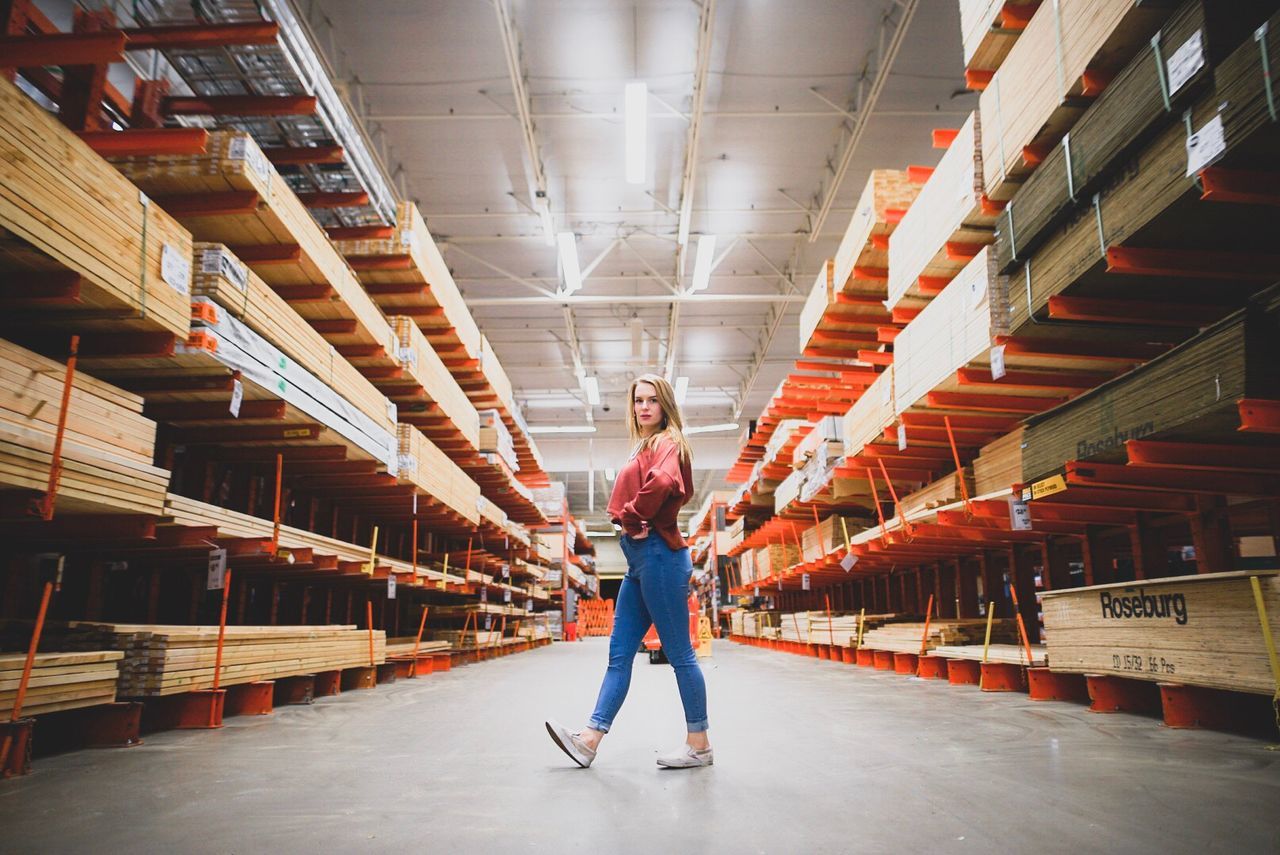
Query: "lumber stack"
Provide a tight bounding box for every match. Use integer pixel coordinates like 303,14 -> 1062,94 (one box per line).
191,244 -> 393,433
1041,571 -> 1280,695
0,651 -> 123,717
978,0 -> 1171,201
804,614 -> 863,647
0,339 -> 169,516
109,131 -> 398,366
754,543 -> 803,580
972,426 -> 1026,494
933,643 -> 1046,666
433,629 -> 502,649
801,514 -> 859,562
1020,289 -> 1280,483
396,424 -> 482,524
388,315 -> 481,452
64,624 -> 385,696
333,201 -> 482,361
886,112 -> 995,309
0,76 -> 192,339
899,470 -> 975,518
478,408 -> 518,470
385,638 -> 451,657
994,0 -> 1277,273
860,619 -> 1016,653
841,368 -> 895,455
960,0 -> 1041,77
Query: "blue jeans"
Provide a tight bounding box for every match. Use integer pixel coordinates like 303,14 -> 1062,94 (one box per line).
588,534 -> 709,733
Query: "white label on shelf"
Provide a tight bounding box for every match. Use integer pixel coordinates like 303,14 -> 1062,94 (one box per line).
502,564 -> 510,578
387,574 -> 397,599
840,552 -> 858,572
228,136 -> 273,184
1010,499 -> 1032,531
1166,30 -> 1205,97
897,424 -> 907,451
161,243 -> 191,295
754,586 -> 760,597
485,615 -> 493,630
504,588 -> 512,603
386,400 -> 398,423
480,587 -> 488,603
1185,112 -> 1226,177
802,573 -> 811,591
206,548 -> 227,590
525,598 -> 533,612
201,248 -> 248,291
990,344 -> 1007,380
229,379 -> 244,418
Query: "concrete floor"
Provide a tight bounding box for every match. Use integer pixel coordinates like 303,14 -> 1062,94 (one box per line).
2,639 -> 1279,854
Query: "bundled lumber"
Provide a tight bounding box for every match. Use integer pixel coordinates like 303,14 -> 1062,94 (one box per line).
396,424 -> 482,524
1007,16 -> 1280,333
385,638 -> 451,657
861,619 -> 1016,653
994,0 -> 1278,273
109,131 -> 397,364
802,514 -> 858,561
333,201 -> 482,360
892,247 -> 1009,411
887,112 -> 995,309
841,368 -> 895,456
433,629 -> 502,648
0,338 -> 168,516
192,244 -> 393,432
973,426 -> 1027,494
899,470 -> 975,518
478,408 -> 518,470
933,642 -> 1047,666
65,624 -> 385,696
388,316 -> 480,450
0,651 -> 122,717
961,0 -> 1042,74
1041,571 -> 1280,695
0,77 -> 192,339
1021,288 -> 1280,482
979,0 -> 1172,200
805,614 -> 863,647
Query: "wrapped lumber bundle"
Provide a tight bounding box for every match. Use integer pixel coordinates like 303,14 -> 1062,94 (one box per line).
892,247 -> 1011,413
802,515 -> 859,562
1041,571 -> 1280,694
192,244 -> 395,433
886,112 -> 996,310
1007,12 -> 1280,334
333,201 -> 482,360
933,643 -> 1047,666
960,0 -> 1042,75
973,426 -> 1027,494
861,619 -> 1016,653
389,316 -> 481,450
979,0 -> 1172,201
995,0 -> 1279,273
0,651 -> 123,717
65,624 -> 384,697
727,515 -> 746,550
109,132 -> 397,365
0,77 -> 192,339
841,368 -> 896,457
478,336 -> 518,417
773,468 -> 806,513
792,416 -> 842,469
739,548 -> 757,584
477,494 -> 508,529
396,424 -> 482,524
764,419 -> 808,466
0,339 -> 168,516
1020,288 -> 1280,483
479,408 -> 518,470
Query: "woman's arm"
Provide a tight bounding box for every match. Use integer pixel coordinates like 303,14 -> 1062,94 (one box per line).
619,440 -> 685,532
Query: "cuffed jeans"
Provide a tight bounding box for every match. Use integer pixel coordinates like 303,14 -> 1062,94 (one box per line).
588,533 -> 709,733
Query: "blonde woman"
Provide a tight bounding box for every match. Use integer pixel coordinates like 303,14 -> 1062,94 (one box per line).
546,374 -> 711,769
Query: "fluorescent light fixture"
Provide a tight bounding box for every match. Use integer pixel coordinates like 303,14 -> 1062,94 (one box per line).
625,81 -> 647,184
689,234 -> 717,293
604,467 -> 616,480
582,375 -> 601,406
674,375 -> 689,406
527,425 -> 598,434
685,422 -> 740,435
558,232 -> 582,294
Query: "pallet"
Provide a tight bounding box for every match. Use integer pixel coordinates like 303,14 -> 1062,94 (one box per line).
0,77 -> 192,340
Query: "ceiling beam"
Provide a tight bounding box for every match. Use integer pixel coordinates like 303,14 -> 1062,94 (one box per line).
465,293 -> 807,306
492,0 -> 554,242
443,244 -> 557,297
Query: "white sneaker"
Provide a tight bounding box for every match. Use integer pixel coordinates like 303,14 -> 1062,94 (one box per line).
656,744 -> 714,768
545,719 -> 596,768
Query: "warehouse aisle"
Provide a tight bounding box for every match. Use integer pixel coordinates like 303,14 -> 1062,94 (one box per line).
2,640 -> 1279,853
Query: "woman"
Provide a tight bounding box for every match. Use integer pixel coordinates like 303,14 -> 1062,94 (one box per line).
546,373 -> 712,769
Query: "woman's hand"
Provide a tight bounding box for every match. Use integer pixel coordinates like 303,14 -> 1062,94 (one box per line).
632,523 -> 651,540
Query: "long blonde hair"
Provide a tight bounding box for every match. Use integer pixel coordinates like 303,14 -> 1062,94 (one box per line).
627,373 -> 693,464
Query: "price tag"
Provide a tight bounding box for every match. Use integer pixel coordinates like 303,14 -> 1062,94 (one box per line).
990,344 -> 1007,380
897,424 -> 907,451
1009,498 -> 1032,531
484,615 -> 493,630
229,379 -> 243,417
161,243 -> 191,295
754,586 -> 760,597
840,552 -> 858,572
201,247 -> 247,290
802,573 -> 811,591
206,548 -> 227,590
501,564 -> 510,578
1166,29 -> 1204,97
525,598 -> 533,612
1185,111 -> 1225,176
503,588 -> 512,604
480,586 -> 488,604
387,573 -> 397,599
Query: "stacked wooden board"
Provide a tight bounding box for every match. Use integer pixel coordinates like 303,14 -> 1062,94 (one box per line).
109,131 -> 398,366
0,76 -> 192,339
978,0 -> 1172,200
1041,571 -> 1280,694
933,643 -> 1047,666
385,638 -> 451,658
960,0 -> 1041,75
0,651 -> 123,717
899,470 -> 975,518
860,619 -> 1016,653
887,112 -> 996,309
0,339 -> 169,516
972,426 -> 1027,494
388,315 -> 481,451
64,624 -> 385,696
397,424 -> 482,524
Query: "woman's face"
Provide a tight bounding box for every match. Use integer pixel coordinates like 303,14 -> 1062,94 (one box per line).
633,382 -> 663,433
